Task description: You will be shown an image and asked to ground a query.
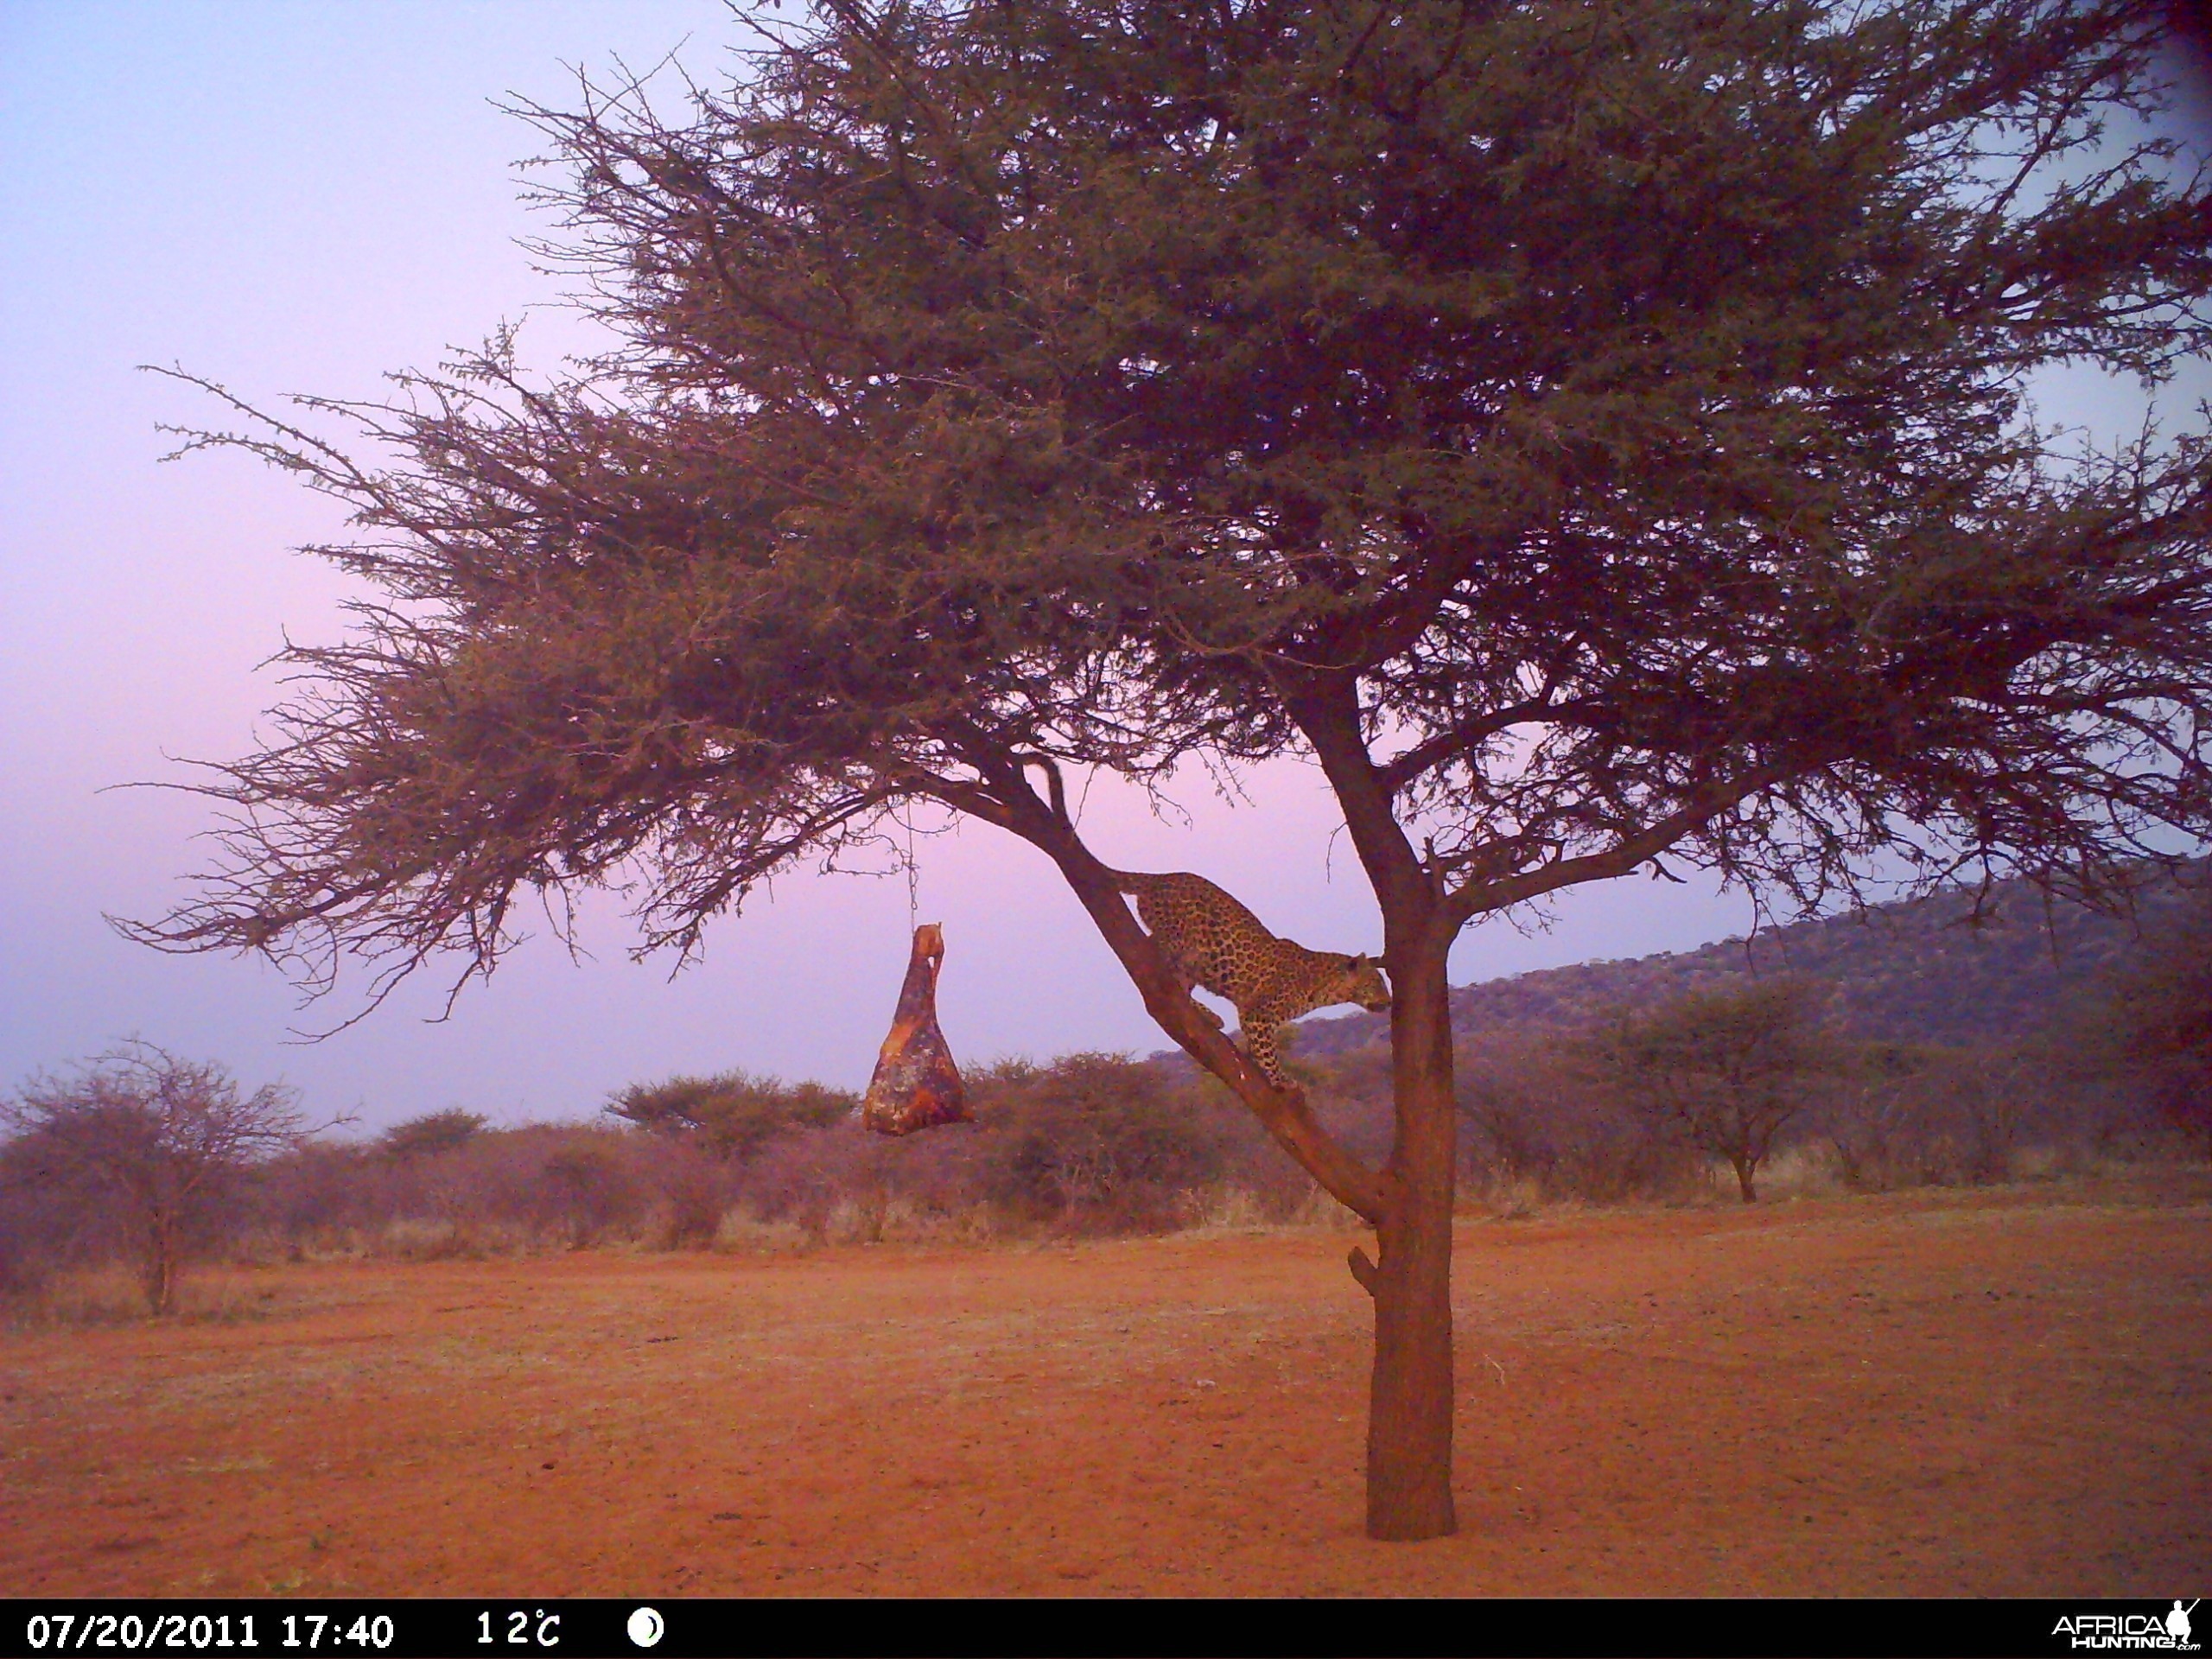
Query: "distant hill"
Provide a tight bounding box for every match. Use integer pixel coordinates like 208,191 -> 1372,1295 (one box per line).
1288,863 -> 2208,1059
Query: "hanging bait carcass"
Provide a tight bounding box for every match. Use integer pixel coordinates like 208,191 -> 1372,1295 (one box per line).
861,923 -> 969,1135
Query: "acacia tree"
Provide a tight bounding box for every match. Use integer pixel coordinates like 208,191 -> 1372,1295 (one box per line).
133,1 -> 2212,1538
3,1046 -> 319,1314
1597,978 -> 1830,1201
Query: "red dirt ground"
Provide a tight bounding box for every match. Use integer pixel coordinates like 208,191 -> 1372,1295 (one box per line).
3,1176 -> 2207,1597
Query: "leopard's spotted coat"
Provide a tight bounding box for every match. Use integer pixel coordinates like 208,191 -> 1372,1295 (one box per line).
1109,870 -> 1392,1084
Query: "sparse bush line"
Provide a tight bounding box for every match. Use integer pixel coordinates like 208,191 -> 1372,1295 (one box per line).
6,990 -> 2203,1324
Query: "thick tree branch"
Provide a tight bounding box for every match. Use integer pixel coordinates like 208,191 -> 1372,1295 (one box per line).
1446,766 -> 1792,926
1376,696 -> 1583,797
939,748 -> 1389,1224
1279,671 -> 1435,932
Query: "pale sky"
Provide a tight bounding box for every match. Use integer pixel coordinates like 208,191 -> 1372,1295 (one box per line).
2,3 -> 2203,1132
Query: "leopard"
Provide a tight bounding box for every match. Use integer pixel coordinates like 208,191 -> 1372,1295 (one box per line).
1106,869 -> 1392,1085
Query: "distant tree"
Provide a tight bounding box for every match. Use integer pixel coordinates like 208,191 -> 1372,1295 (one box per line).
606,1070 -> 855,1160
2104,888 -> 2212,1157
130,2 -> 2212,1538
1,1046 -> 328,1313
379,1108 -> 487,1160
1947,1046 -> 2044,1182
1823,1039 -> 1943,1191
1598,980 -> 1830,1201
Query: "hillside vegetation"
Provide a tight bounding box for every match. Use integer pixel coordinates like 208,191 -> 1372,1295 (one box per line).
1294,863 -> 2209,1058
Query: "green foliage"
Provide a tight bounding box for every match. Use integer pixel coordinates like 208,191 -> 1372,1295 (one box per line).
605,1070 -> 855,1160
379,1109 -> 487,1160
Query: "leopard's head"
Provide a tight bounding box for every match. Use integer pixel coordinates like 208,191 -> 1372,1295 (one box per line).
1341,954 -> 1393,1013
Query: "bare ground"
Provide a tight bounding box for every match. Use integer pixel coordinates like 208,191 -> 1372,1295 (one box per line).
3,1174 -> 2207,1597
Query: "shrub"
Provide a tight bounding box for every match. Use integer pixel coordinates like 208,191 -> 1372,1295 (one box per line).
605,1070 -> 856,1160
379,1109 -> 487,1160
537,1139 -> 645,1247
967,1053 -> 1226,1231
1454,1033 -> 1694,1206
2098,887 -> 2212,1160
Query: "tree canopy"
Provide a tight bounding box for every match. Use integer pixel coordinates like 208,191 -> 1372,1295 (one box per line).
134,0 -> 2212,1538
147,0 -> 2212,989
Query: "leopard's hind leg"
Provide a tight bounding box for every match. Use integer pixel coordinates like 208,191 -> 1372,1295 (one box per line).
1240,1014 -> 1290,1086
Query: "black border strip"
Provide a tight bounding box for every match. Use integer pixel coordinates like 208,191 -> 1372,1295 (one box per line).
3,1597 -> 2200,1659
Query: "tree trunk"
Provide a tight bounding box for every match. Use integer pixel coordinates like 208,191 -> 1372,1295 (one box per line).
143,1210 -> 179,1316
1360,936 -> 1459,1541
1732,1154 -> 1758,1203
1007,754 -> 1452,1538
